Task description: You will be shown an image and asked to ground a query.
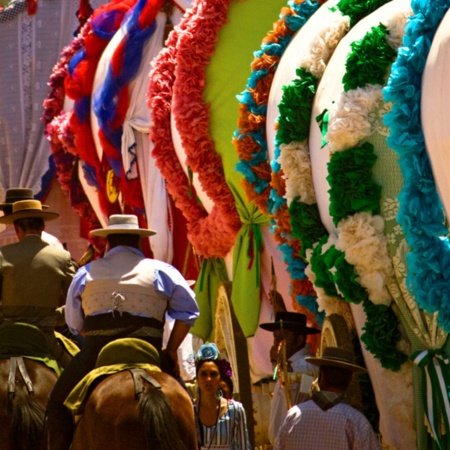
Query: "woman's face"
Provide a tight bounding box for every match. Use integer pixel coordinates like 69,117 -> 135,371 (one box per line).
197,361 -> 221,394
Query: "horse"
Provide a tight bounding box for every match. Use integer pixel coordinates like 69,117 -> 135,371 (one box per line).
70,368 -> 198,450
0,357 -> 58,450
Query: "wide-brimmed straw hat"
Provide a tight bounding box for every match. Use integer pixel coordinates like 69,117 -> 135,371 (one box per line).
259,312 -> 320,335
0,188 -> 49,211
90,214 -> 156,237
306,347 -> 367,373
0,200 -> 59,224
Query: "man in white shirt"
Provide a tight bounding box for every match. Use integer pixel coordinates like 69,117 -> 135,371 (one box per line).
46,214 -> 199,450
259,312 -> 320,445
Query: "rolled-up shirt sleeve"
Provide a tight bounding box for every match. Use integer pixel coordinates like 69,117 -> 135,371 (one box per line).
65,265 -> 88,334
154,264 -> 199,327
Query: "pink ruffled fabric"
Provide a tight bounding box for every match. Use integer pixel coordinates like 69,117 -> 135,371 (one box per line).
148,0 -> 240,259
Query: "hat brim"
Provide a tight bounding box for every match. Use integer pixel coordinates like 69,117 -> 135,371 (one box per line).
0,203 -> 49,210
259,322 -> 321,334
305,356 -> 367,373
90,228 -> 156,237
0,210 -> 59,224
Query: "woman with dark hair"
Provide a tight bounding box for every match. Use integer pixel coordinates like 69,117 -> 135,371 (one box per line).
194,343 -> 250,450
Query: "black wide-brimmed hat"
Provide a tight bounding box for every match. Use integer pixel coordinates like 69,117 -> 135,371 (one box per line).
0,188 -> 49,211
306,347 -> 367,373
259,312 -> 320,335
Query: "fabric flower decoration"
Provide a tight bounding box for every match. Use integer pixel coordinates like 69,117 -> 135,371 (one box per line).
218,359 -> 232,379
196,343 -> 219,361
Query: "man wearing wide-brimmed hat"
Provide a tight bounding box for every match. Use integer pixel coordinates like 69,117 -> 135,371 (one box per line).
0,187 -> 64,249
0,199 -> 77,365
274,347 -> 381,450
259,312 -> 321,445
46,214 -> 199,450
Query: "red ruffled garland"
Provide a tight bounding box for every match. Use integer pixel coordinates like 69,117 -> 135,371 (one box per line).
148,0 -> 241,258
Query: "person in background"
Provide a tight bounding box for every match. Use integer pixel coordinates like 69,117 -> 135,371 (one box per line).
46,214 -> 199,450
0,199 -> 76,366
220,370 -> 234,400
274,346 -> 381,450
259,312 -> 321,446
0,188 -> 65,249
195,342 -> 250,450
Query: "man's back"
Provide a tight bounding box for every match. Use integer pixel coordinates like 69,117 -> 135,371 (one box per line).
275,399 -> 381,450
0,234 -> 75,323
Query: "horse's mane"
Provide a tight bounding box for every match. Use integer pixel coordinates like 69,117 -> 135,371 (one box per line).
10,390 -> 46,450
138,383 -> 186,450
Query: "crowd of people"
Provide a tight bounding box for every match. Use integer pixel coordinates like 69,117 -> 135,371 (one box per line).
0,187 -> 382,449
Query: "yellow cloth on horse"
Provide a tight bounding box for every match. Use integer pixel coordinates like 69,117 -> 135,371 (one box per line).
0,322 -> 66,375
64,338 -> 161,415
55,331 -> 80,357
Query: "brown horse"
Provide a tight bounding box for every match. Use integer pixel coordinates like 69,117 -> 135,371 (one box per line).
0,357 -> 58,450
71,369 -> 198,450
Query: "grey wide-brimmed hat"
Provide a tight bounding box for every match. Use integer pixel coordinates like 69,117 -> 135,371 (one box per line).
306,347 -> 367,373
0,188 -> 49,211
90,214 -> 156,237
0,200 -> 59,224
259,312 -> 320,335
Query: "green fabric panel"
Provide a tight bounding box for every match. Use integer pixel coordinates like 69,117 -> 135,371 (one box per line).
191,258 -> 229,341
205,0 -> 286,183
204,0 -> 285,337
231,185 -> 269,336
368,105 -> 449,450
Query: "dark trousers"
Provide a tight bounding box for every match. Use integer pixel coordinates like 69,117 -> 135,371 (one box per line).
46,316 -> 163,450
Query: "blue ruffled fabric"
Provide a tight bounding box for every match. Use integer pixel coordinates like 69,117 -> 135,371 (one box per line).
382,0 -> 450,330
93,0 -> 157,176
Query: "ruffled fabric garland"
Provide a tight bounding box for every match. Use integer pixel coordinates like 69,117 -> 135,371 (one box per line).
233,0 -> 319,215
42,1 -> 136,242
272,10 -> 350,323
148,0 -> 241,258
322,20 -> 408,370
383,0 -> 450,331
233,0 -> 321,324
65,0 -> 135,215
272,0 -> 398,366
42,20 -> 105,248
94,0 -> 164,214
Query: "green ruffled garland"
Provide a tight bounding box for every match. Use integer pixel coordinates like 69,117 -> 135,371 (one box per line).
322,23 -> 407,370
274,0 -> 403,370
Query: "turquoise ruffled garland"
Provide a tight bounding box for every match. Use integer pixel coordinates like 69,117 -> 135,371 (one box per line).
383,0 -> 450,330
383,2 -> 450,442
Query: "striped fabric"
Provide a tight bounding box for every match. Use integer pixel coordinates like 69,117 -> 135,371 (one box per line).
196,400 -> 251,450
